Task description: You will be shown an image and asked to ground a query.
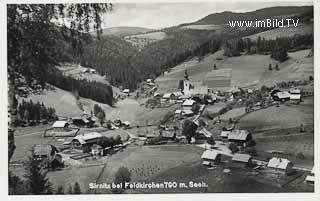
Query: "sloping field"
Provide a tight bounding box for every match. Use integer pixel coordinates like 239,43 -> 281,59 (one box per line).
238,97 -> 313,131
155,49 -> 313,93
244,22 -> 313,41
19,86 -> 83,117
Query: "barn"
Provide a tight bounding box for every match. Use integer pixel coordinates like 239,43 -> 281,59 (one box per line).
68,132 -> 103,153
231,153 -> 253,168
267,157 -> 294,175
201,150 -> 221,166
227,130 -> 252,147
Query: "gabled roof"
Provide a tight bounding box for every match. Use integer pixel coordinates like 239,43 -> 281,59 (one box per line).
198,128 -> 212,138
305,175 -> 314,182
232,153 -> 252,163
267,157 -> 292,170
181,109 -> 194,115
74,132 -> 102,144
289,88 -> 301,94
275,91 -> 290,99
182,99 -> 196,106
290,94 -> 301,100
201,150 -> 220,160
123,89 -> 130,93
228,130 -> 251,141
52,121 -> 68,128
221,131 -> 231,137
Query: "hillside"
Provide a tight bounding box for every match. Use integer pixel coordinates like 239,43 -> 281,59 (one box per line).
91,26 -> 153,37
244,22 -> 313,41
189,6 -> 312,25
155,49 -> 313,93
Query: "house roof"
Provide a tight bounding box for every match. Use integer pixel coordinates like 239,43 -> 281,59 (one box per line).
220,131 -> 231,137
228,130 -> 251,141
290,94 -> 301,100
163,93 -> 173,99
173,91 -> 183,97
198,128 -> 212,138
52,121 -> 68,128
74,132 -> 102,144
181,109 -> 194,115
232,153 -> 252,163
182,99 -> 196,106
201,150 -> 220,160
289,88 -> 301,94
123,89 -> 130,93
305,175 -> 314,182
175,110 -> 182,114
267,157 -> 292,170
276,91 -> 290,99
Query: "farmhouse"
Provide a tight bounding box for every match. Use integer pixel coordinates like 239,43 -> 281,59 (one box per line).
161,93 -> 176,103
267,157 -> 294,175
71,116 -> 95,127
32,144 -> 63,168
227,130 -> 252,147
274,91 -> 291,101
231,153 -> 252,168
289,88 -> 302,101
69,132 -> 103,153
182,99 -> 196,110
201,150 -> 221,166
197,128 -> 213,138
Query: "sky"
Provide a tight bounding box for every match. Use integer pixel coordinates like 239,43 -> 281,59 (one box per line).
101,1 -> 313,29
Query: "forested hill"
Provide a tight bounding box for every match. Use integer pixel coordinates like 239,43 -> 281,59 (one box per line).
91,26 -> 154,37
187,6 -> 312,25
80,28 -> 221,90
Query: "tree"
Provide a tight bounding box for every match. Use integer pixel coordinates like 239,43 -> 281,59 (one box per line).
24,156 -> 53,195
112,167 -> 131,193
275,64 -> 279,71
114,135 -> 122,145
228,143 -> 239,154
268,64 -> 272,71
182,119 -> 198,143
73,182 -> 82,194
56,185 -> 64,194
8,4 -> 112,85
67,185 -> 73,194
213,64 -> 217,70
207,137 -> 215,145
97,111 -> 105,125
191,104 -> 200,114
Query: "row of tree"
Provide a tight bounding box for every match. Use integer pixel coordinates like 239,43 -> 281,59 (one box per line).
224,34 -> 313,62
46,70 -> 113,105
17,99 -> 57,122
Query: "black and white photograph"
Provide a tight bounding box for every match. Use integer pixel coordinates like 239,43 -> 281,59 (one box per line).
4,0 -> 317,196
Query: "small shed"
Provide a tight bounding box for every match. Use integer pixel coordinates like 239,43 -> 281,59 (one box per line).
232,153 -> 252,168
267,157 -> 294,175
52,121 -> 69,129
201,150 -> 221,166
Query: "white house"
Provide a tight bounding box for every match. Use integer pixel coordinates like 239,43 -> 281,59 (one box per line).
182,99 -> 196,110
267,157 -> 294,175
201,150 -> 221,166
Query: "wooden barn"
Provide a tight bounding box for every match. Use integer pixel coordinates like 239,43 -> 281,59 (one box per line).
231,153 -> 253,168
227,130 -> 252,147
201,150 -> 221,166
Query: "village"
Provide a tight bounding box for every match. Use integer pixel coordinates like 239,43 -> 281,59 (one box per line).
9,60 -> 314,193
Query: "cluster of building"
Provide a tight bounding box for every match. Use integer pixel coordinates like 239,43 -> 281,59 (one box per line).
271,87 -> 302,102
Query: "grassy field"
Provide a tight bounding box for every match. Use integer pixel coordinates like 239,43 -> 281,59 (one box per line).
244,22 -> 313,41
238,97 -> 313,131
155,49 -> 313,93
42,145 -> 203,193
